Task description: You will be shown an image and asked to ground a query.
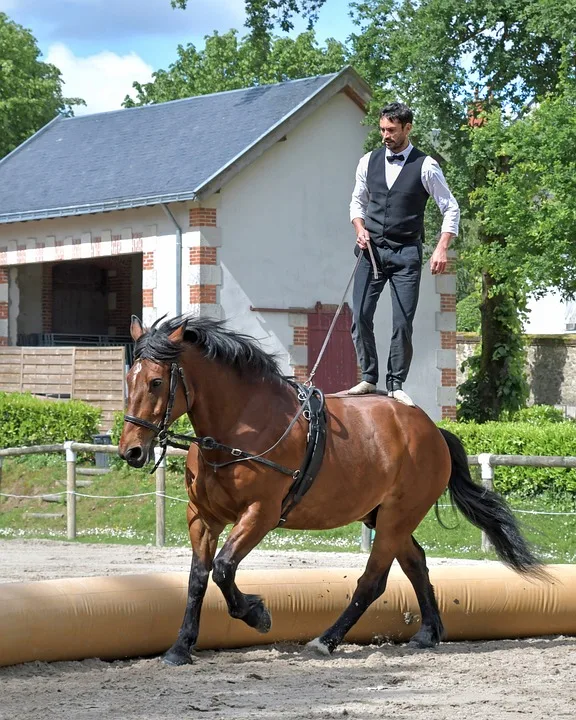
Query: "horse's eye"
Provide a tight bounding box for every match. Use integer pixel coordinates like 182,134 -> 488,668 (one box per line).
150,378 -> 163,389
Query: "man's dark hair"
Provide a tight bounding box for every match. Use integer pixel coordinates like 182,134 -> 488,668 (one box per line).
380,102 -> 413,126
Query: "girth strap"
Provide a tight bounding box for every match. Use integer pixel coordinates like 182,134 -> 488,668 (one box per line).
278,387 -> 326,525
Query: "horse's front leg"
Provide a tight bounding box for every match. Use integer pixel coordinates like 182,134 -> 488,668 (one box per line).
212,502 -> 277,633
163,505 -> 222,666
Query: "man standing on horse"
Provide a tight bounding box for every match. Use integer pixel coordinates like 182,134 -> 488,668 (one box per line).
348,102 -> 460,406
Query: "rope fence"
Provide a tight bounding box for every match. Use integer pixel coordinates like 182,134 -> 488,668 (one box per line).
1,443 -> 575,550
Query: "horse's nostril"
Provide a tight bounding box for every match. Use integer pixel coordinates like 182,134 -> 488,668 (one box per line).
125,446 -> 144,465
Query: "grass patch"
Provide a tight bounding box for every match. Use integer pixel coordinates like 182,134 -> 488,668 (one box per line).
1,456 -> 575,562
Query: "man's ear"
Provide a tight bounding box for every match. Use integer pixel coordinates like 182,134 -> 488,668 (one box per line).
130,315 -> 144,342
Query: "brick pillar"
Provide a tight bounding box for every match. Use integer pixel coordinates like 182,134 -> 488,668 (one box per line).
436,254 -> 457,420
187,206 -> 222,318
106,256 -> 133,336
0,266 -> 8,345
142,250 -> 156,327
42,264 -> 53,333
288,314 -> 309,382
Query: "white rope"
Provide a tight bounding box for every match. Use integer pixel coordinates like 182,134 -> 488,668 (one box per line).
0,491 -> 188,502
3,492 -> 574,514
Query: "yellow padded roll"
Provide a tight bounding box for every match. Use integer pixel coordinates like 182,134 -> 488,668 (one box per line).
1,565 -> 575,667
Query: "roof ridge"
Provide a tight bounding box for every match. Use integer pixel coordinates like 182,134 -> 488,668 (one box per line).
62,72 -> 340,121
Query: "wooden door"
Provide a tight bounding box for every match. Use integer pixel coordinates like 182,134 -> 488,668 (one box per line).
307,303 -> 357,393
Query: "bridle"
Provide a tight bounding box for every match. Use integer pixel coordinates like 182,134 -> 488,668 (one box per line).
123,358 -> 318,479
124,361 -> 192,471
123,358 -> 326,525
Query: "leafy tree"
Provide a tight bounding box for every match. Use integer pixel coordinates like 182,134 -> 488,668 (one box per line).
0,13 -> 82,159
350,0 -> 576,420
123,29 -> 348,106
170,0 -> 328,34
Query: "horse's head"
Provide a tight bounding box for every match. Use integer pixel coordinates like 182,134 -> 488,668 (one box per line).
119,316 -> 191,468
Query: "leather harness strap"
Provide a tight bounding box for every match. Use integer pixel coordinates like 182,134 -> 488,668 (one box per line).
124,372 -> 327,524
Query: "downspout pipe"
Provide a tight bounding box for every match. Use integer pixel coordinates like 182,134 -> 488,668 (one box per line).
161,204 -> 183,316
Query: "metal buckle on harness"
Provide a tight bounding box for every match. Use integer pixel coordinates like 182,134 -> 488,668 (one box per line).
303,409 -> 311,421
231,448 -> 242,457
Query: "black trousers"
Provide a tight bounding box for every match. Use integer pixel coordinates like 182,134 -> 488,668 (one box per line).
351,243 -> 422,389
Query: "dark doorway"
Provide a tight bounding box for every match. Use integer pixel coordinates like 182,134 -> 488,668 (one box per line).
307,302 -> 357,393
52,263 -> 108,334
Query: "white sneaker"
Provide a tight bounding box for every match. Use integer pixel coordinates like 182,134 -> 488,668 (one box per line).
390,389 -> 415,407
347,381 -> 377,395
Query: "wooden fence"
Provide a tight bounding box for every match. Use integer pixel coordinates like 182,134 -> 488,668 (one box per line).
0,346 -> 125,429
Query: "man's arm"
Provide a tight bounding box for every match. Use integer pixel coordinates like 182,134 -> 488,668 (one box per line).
350,153 -> 371,249
422,158 -> 460,274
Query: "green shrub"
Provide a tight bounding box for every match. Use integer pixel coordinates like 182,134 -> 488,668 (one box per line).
0,392 -> 101,448
456,292 -> 481,332
439,419 -> 576,495
502,404 -> 568,424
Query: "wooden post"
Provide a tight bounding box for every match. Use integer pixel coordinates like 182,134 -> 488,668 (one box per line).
64,441 -> 77,540
360,524 -> 372,552
478,453 -> 494,553
154,447 -> 166,548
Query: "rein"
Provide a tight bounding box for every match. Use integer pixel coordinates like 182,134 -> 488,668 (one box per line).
124,363 -> 314,478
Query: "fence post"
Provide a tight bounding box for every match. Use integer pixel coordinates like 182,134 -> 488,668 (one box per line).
360,524 -> 372,552
64,441 -> 77,540
478,453 -> 494,553
154,447 -> 166,548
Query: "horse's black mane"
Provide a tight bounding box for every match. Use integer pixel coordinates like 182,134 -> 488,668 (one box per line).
134,315 -> 285,382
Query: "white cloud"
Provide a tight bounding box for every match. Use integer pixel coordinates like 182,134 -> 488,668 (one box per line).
1,0 -> 246,40
46,43 -> 154,115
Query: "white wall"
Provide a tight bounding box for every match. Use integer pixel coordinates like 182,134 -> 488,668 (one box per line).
525,292 -> 574,334
217,91 -> 443,415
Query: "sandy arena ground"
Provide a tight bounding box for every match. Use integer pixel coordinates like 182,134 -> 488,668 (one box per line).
1,539 -> 575,720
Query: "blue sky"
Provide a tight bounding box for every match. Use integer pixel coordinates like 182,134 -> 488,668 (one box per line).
0,0 -> 356,114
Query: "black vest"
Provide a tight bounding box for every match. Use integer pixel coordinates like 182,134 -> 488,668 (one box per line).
365,147 -> 430,247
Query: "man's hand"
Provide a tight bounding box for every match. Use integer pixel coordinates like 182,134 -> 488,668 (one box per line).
430,232 -> 455,274
355,224 -> 370,250
430,245 -> 447,274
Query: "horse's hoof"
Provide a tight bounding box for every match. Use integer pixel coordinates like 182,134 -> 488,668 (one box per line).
243,594 -> 272,633
407,633 -> 438,649
307,637 -> 332,656
162,648 -> 193,666
255,606 -> 272,634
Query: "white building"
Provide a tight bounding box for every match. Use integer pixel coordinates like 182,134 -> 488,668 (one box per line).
0,67 -> 457,420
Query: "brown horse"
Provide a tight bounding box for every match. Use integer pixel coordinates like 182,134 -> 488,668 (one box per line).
119,315 -> 545,665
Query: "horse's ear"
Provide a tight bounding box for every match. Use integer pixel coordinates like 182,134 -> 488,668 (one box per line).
130,315 -> 144,342
168,324 -> 185,344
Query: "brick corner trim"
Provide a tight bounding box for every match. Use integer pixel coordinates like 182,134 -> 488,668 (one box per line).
189,208 -> 217,228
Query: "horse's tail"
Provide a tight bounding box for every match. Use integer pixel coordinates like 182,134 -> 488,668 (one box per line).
439,428 -> 549,580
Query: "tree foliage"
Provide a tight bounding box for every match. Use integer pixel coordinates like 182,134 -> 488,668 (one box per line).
123,29 -> 348,106
350,0 -> 576,420
0,13 -> 82,159
170,0 -> 328,34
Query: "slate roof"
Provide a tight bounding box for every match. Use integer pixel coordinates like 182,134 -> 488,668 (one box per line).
0,66 -> 370,224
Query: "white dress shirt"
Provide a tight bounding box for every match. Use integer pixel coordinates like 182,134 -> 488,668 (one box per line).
349,143 -> 460,237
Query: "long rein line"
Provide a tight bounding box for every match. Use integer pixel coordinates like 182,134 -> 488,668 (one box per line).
129,244 -> 377,475
306,243 -> 378,386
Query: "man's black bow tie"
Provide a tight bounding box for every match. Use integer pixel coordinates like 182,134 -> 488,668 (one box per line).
387,154 -> 405,163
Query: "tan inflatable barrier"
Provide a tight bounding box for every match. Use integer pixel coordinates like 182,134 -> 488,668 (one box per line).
1,564 -> 575,667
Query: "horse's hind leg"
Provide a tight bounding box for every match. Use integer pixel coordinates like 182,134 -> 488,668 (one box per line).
308,519 -> 401,655
396,536 -> 444,648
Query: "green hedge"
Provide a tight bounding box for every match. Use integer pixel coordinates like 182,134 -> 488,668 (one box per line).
0,392 -> 101,449
439,419 -> 576,495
